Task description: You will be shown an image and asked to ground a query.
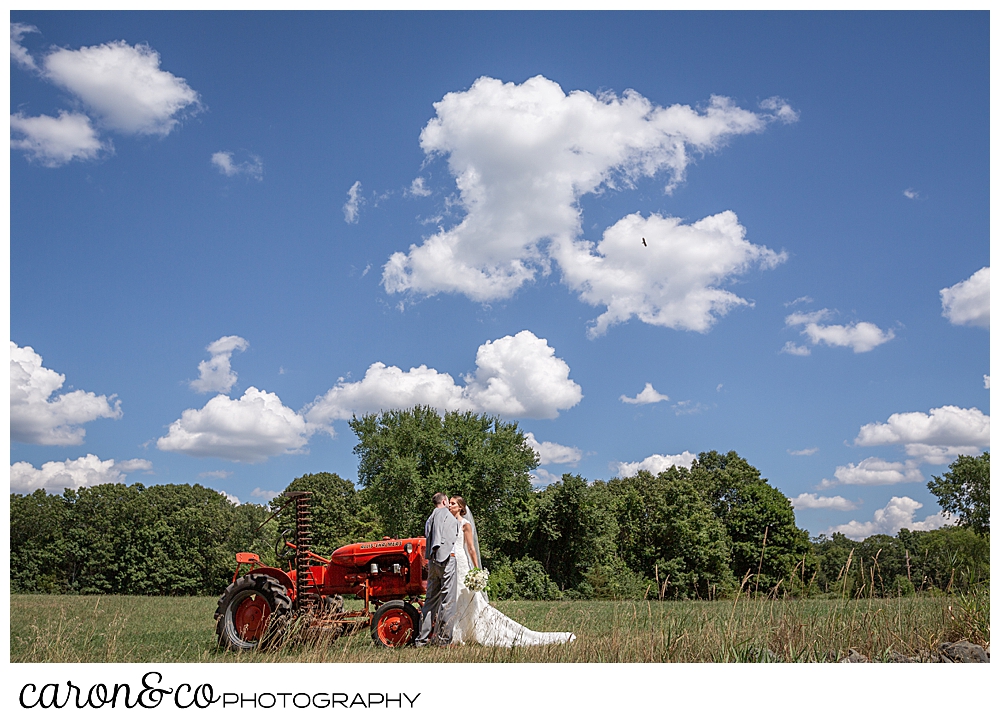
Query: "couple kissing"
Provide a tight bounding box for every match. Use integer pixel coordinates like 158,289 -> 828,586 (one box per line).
415,491 -> 576,648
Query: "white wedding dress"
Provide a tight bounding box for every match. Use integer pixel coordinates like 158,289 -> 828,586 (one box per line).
450,516 -> 576,647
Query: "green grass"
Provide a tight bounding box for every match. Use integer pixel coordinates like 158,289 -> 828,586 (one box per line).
10,593 -> 969,663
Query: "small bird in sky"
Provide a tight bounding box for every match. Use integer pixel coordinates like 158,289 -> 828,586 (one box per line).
642,237 -> 647,247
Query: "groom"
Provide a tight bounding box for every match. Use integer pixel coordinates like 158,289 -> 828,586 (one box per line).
415,491 -> 460,647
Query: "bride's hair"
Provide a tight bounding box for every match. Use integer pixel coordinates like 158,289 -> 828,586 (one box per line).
452,495 -> 468,516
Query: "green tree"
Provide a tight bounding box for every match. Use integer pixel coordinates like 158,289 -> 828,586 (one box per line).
10,489 -> 70,593
529,474 -> 617,591
605,471 -> 735,599
10,483 -> 272,596
269,472 -> 383,555
349,406 -> 537,557
690,451 -> 811,592
927,452 -> 989,536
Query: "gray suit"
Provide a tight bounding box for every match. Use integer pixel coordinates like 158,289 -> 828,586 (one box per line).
416,506 -> 460,646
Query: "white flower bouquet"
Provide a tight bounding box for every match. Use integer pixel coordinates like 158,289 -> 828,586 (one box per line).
464,567 -> 490,592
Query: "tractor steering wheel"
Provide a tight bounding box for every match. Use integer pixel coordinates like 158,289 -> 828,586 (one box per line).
275,528 -> 296,560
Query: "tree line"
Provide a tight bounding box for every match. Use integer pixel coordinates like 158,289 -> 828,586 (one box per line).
10,407 -> 989,599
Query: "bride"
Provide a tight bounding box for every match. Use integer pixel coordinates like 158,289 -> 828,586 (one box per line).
446,495 -> 576,647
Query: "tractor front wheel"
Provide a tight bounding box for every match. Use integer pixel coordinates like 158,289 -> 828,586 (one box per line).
370,600 -> 419,648
215,574 -> 292,651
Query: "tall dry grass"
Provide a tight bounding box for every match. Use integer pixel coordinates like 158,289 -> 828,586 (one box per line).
11,593 -> 968,664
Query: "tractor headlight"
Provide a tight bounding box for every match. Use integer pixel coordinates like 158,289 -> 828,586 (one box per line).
370,563 -> 378,574
404,543 -> 413,554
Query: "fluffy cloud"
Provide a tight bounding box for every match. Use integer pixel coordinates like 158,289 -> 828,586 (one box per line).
251,487 -> 279,500
788,493 -> 858,511
10,22 -> 38,70
985,375 -> 990,389
198,470 -> 232,479
190,335 -> 249,394
780,341 -> 812,356
558,211 -> 785,337
825,496 -> 951,541
854,405 -> 990,454
11,33 -> 200,166
305,330 -> 582,424
819,457 -> 923,488
157,387 -> 325,463
383,75 -> 794,308
788,447 -> 819,456
211,151 -> 263,181
10,111 -> 108,167
903,188 -> 921,200
785,309 -> 894,353
620,382 -> 670,405
10,342 -> 122,445
523,432 -> 582,465
940,267 -> 989,328
344,181 -> 363,223
529,468 -> 562,488
408,177 -> 432,197
43,40 -> 200,135
617,451 -> 696,478
10,454 -> 151,493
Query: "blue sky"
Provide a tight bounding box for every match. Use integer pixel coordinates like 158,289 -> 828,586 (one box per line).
9,11 -> 990,539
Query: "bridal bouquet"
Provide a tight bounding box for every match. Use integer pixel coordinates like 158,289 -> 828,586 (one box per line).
465,567 -> 490,592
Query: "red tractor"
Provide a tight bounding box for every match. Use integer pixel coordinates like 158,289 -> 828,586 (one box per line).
215,490 -> 428,649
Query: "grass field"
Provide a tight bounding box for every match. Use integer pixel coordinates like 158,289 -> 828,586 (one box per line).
11,593 -> 977,663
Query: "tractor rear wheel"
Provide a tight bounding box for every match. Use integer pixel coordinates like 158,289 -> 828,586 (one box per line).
215,574 -> 292,651
370,600 -> 419,648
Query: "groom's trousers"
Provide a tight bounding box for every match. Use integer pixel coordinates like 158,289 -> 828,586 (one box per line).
416,553 -> 458,646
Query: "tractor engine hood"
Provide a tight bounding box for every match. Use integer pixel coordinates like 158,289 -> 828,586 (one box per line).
328,537 -> 425,567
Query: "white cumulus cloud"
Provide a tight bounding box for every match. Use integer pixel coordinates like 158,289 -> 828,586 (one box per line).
984,375 -> 990,389
898,444 -> 983,466
788,447 -> 819,456
10,342 -> 122,445
825,496 -> 951,541
10,22 -> 39,70
617,451 -> 697,478
157,387 -> 326,463
383,75 -> 794,309
43,40 -> 200,135
940,267 -> 989,328
305,330 -> 582,424
789,493 -> 858,511
559,212 -> 785,337
780,341 -> 812,356
785,309 -> 894,353
819,457 -> 923,488
530,468 -> 562,488
10,111 -> 108,167
251,487 -> 279,500
620,382 -> 670,405
10,454 -> 151,494
344,181 -> 363,223
854,405 -> 990,456
523,432 -> 583,465
190,335 -> 249,394
408,177 -> 432,197
211,151 -> 263,181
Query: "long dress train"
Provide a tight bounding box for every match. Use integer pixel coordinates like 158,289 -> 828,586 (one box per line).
450,517 -> 576,647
